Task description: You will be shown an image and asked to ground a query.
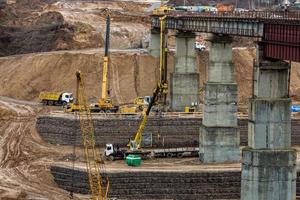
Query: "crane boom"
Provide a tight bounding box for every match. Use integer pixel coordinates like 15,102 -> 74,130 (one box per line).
76,71 -> 109,200
101,14 -> 110,101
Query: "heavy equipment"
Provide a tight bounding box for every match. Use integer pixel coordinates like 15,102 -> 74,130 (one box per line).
75,70 -> 109,200
153,0 -> 175,15
118,96 -> 151,114
128,15 -> 168,151
39,91 -> 73,106
105,16 -> 168,159
95,12 -> 118,113
66,11 -> 118,113
134,96 -> 152,107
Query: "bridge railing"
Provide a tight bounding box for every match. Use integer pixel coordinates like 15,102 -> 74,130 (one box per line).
166,11 -> 300,21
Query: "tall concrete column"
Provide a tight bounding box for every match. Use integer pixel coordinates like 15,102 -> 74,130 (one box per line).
171,31 -> 199,111
148,28 -> 160,57
241,45 -> 296,200
199,34 -> 240,163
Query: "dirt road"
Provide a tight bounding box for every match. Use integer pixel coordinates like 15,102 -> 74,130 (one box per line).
0,96 -> 81,200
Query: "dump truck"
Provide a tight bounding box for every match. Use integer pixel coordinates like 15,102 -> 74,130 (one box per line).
39,92 -> 73,106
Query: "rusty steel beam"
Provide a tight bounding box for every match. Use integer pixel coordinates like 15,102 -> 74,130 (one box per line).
262,24 -> 300,62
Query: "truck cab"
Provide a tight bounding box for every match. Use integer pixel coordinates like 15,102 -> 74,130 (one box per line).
105,143 -> 125,160
134,96 -> 151,106
61,92 -> 73,104
195,42 -> 206,51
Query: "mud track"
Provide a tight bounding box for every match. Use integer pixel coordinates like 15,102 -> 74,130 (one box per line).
0,96 -> 82,199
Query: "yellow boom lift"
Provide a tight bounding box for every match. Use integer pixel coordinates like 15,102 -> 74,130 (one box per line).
75,71 -> 109,200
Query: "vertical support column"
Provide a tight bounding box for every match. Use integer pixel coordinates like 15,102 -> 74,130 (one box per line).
241,45 -> 296,200
148,28 -> 160,58
170,31 -> 199,111
199,34 -> 240,163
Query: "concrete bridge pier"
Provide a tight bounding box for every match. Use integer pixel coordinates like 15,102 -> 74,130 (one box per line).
170,31 -> 199,111
148,28 -> 160,57
199,34 -> 240,163
241,46 -> 297,200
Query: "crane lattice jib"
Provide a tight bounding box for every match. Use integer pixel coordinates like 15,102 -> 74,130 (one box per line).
76,71 -> 109,200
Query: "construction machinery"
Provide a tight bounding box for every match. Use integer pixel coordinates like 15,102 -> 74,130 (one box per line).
39,91 -> 73,106
134,96 -> 152,107
75,71 -> 109,200
153,0 -> 175,15
105,16 -> 168,159
66,11 -> 118,113
95,12 -> 118,113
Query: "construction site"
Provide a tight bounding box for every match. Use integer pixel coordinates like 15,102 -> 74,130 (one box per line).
0,0 -> 300,199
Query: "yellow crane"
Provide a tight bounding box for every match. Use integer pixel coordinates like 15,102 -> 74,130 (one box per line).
104,16 -> 168,159
75,71 -> 109,200
66,10 -> 117,113
96,11 -> 118,113
129,15 -> 168,151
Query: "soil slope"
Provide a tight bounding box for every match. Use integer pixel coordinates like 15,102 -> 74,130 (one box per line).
0,0 -> 151,56
1,48 -> 299,106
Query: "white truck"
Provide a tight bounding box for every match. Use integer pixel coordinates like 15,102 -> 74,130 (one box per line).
39,91 -> 73,106
104,144 -> 199,160
195,41 -> 206,51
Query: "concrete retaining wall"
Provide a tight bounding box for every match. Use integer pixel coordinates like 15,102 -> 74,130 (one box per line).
36,115 -> 300,148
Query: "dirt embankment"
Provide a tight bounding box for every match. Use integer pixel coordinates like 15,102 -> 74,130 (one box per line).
0,0 -> 151,56
0,96 -> 80,199
1,47 -> 298,106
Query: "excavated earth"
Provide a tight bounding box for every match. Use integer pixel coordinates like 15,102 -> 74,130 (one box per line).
2,1 -> 300,199
0,0 -> 151,56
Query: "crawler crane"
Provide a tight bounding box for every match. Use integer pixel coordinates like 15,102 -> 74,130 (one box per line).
75,71 -> 109,200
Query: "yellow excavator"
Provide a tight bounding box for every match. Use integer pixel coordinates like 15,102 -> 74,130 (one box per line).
105,16 -> 168,158
75,71 -> 109,200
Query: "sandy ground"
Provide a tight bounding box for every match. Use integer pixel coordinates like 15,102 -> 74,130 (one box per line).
0,96 -> 83,199
1,94 -> 300,199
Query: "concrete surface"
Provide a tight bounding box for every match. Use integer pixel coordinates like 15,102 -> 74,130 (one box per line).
241,55 -> 296,200
171,31 -> 199,111
200,34 -> 239,163
148,29 -> 160,57
241,148 -> 297,200
199,126 -> 240,163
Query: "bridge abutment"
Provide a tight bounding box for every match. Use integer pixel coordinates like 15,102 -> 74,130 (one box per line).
241,46 -> 297,200
171,31 -> 199,111
199,34 -> 240,163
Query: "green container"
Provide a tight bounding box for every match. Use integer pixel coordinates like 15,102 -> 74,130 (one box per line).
126,154 -> 141,167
